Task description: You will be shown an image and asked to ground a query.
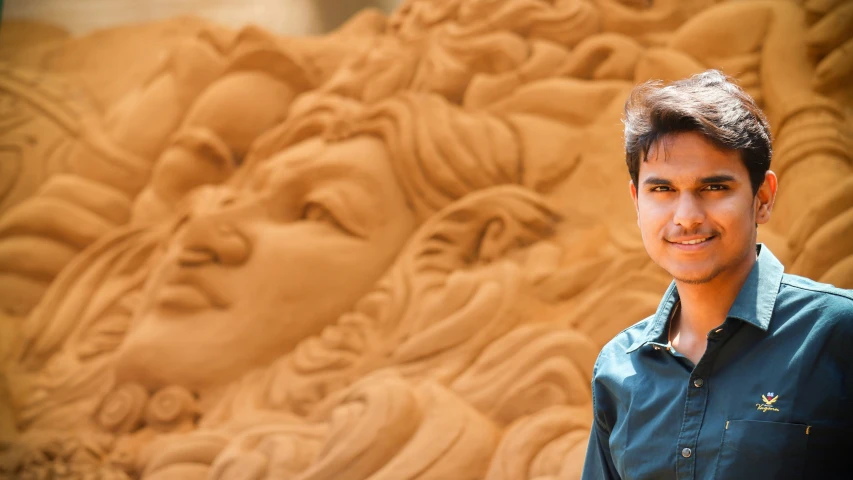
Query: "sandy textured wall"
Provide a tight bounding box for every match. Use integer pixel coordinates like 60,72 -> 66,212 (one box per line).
0,0 -> 851,479
2,0 -> 403,36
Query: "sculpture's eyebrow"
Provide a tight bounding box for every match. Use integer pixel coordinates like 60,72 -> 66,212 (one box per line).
291,163 -> 385,230
299,163 -> 383,194
259,155 -> 383,197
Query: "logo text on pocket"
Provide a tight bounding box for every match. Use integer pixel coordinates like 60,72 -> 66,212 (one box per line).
756,392 -> 780,412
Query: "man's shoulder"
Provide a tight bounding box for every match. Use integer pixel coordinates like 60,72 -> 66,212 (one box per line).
593,315 -> 655,376
779,273 -> 853,313
777,274 -> 853,338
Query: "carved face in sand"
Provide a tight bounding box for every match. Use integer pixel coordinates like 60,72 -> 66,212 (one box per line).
114,135 -> 416,391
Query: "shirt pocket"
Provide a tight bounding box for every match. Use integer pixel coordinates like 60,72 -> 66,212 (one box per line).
714,419 -> 809,480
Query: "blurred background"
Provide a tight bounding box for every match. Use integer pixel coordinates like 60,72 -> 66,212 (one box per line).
2,0 -> 405,36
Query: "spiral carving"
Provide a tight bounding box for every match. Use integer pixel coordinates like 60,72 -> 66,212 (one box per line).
144,385 -> 198,431
95,383 -> 148,434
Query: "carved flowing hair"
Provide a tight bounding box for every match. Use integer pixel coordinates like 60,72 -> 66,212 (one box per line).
243,91 -> 523,222
454,0 -> 599,47
388,0 -> 599,46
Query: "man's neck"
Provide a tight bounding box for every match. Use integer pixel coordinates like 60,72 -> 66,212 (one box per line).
671,252 -> 757,363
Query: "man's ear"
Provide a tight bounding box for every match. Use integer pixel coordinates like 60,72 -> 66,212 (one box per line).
755,170 -> 777,225
630,180 -> 640,225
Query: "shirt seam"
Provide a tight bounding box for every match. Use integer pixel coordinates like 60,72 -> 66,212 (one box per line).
591,347 -> 611,434
780,279 -> 853,302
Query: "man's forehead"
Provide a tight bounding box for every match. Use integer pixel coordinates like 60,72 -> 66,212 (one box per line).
641,135 -> 745,177
639,152 -> 743,175
638,158 -> 746,181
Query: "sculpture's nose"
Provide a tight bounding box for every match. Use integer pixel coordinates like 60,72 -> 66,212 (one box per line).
173,187 -> 251,267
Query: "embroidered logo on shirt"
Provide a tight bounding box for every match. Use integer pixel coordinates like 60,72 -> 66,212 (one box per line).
756,392 -> 780,412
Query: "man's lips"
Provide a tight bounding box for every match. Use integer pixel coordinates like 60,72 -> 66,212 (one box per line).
667,235 -> 715,245
665,235 -> 716,249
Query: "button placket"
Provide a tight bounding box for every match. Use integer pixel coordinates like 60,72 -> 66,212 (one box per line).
675,358 -> 714,479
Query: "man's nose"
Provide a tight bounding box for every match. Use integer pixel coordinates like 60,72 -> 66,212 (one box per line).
174,187 -> 252,267
672,193 -> 706,230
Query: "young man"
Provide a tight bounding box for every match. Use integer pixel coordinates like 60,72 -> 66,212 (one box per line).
581,70 -> 853,479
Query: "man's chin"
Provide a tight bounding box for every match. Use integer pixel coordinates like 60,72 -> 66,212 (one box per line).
670,267 -> 722,285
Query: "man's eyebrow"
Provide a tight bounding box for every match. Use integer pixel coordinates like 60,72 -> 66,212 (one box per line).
699,175 -> 736,184
642,177 -> 672,186
641,175 -> 738,186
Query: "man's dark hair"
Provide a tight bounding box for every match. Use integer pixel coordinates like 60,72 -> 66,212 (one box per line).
623,70 -> 772,194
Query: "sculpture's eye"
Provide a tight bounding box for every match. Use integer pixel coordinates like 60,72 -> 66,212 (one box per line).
301,202 -> 346,232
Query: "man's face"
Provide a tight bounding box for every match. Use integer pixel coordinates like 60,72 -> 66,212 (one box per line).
630,131 -> 776,285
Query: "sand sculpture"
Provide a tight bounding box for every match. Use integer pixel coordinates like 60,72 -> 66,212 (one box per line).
0,0 -> 851,478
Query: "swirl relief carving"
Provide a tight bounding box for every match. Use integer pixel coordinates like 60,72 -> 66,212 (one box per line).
1,0 -> 851,479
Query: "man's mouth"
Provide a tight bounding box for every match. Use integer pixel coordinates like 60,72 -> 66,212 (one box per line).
667,235 -> 715,246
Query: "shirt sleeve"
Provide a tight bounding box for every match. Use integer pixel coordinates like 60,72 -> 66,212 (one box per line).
580,414 -> 621,480
582,358 -> 621,480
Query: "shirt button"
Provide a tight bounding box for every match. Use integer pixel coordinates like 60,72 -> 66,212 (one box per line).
693,377 -> 704,388
682,447 -> 693,458
709,327 -> 724,339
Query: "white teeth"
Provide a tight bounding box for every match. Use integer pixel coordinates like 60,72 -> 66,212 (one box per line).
677,238 -> 709,245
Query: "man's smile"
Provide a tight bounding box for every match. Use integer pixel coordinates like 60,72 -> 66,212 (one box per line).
666,235 -> 717,250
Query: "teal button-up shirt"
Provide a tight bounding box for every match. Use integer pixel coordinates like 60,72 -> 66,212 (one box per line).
582,245 -> 853,480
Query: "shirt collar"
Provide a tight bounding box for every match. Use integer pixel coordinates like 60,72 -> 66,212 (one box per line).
626,244 -> 784,353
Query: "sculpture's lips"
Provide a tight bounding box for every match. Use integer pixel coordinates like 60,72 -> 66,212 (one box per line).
155,272 -> 229,312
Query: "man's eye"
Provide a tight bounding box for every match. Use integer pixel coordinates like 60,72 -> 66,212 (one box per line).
704,184 -> 728,191
650,186 -> 672,192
